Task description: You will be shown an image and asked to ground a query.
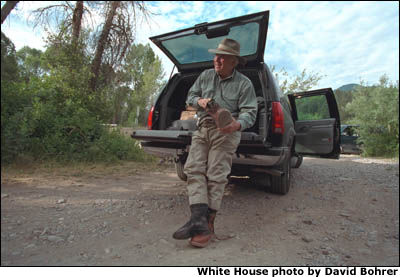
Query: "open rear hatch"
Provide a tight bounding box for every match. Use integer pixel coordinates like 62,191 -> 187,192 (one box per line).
149,10 -> 269,72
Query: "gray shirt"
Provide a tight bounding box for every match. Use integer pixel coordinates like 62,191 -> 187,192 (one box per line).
186,68 -> 257,131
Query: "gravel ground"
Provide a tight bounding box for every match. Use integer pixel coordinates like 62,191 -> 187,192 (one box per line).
1,155 -> 399,266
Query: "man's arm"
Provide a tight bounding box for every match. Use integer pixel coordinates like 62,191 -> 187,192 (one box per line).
186,72 -> 205,109
236,81 -> 258,131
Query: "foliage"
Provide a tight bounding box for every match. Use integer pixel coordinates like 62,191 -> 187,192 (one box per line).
345,76 -> 399,157
16,46 -> 45,83
295,94 -> 330,121
334,88 -> 355,124
270,66 -> 325,94
1,31 -> 19,81
1,30 -> 159,164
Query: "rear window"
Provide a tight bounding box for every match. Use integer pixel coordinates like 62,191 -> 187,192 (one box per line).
162,22 -> 260,64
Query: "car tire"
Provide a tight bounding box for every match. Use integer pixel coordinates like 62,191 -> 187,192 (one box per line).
175,160 -> 187,181
270,152 -> 291,195
291,154 -> 303,168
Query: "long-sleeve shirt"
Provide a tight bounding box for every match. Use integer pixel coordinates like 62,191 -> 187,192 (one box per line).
186,68 -> 257,131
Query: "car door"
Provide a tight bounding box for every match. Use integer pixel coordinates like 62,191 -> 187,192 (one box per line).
287,88 -> 341,159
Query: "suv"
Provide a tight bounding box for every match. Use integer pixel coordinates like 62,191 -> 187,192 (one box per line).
340,124 -> 362,154
132,11 -> 341,195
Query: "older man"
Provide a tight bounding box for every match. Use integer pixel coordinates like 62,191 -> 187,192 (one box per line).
172,38 -> 257,247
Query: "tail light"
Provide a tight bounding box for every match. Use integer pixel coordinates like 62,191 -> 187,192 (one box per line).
271,102 -> 284,134
147,106 -> 154,130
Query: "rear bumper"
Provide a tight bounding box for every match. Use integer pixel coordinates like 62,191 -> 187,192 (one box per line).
140,142 -> 288,168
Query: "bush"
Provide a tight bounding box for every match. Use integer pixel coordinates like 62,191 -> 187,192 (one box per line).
1,66 -> 150,164
345,76 -> 399,158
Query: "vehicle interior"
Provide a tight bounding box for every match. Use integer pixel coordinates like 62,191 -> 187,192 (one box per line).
160,68 -> 265,134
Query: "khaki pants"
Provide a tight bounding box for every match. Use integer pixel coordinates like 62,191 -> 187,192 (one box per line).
184,124 -> 241,211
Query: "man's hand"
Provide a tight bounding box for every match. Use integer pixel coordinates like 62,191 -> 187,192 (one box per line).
219,119 -> 241,134
197,98 -> 211,109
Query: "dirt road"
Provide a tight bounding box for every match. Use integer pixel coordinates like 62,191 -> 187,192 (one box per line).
1,155 -> 399,266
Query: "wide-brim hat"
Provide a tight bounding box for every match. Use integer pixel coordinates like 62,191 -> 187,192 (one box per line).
208,38 -> 247,65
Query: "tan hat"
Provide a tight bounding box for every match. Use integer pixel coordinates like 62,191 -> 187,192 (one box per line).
208,38 -> 246,65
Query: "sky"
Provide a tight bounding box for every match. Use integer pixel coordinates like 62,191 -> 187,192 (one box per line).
1,1 -> 399,90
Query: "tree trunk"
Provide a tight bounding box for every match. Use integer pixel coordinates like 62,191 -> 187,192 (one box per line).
1,1 -> 19,24
72,1 -> 84,44
89,1 -> 120,92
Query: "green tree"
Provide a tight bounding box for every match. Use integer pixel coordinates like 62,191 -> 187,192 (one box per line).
107,43 -> 165,126
334,89 -> 355,124
270,66 -> 325,94
345,75 -> 399,157
16,46 -> 44,82
1,31 -> 19,81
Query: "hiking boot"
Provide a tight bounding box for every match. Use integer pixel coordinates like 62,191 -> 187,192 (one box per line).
172,203 -> 211,240
206,100 -> 233,129
190,208 -> 217,248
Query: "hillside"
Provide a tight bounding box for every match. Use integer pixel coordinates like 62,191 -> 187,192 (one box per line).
335,83 -> 360,92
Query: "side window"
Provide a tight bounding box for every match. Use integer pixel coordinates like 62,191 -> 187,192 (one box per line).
294,94 -> 330,121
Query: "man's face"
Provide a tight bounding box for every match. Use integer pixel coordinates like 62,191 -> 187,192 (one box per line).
213,54 -> 237,77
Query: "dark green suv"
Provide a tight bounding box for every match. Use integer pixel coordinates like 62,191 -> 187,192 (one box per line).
340,125 -> 362,154
132,11 -> 341,195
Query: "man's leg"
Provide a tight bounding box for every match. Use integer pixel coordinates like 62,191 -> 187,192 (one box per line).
173,128 -> 211,240
190,130 -> 240,247
184,128 -> 209,205
207,130 -> 241,211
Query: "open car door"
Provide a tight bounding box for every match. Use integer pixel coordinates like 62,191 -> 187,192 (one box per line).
287,88 -> 341,159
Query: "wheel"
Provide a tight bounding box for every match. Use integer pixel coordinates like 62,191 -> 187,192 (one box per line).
270,152 -> 291,195
291,154 -> 303,168
175,159 -> 187,181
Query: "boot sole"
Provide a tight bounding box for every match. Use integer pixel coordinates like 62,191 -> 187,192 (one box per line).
189,234 -> 215,248
190,240 -> 210,248
217,110 -> 233,128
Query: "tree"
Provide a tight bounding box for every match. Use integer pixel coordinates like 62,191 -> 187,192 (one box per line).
345,76 -> 399,157
1,1 -> 19,24
334,88 -> 356,123
270,66 -> 325,94
16,46 -> 44,82
1,31 -> 19,81
89,1 -> 150,92
89,1 -> 121,92
106,43 -> 165,126
71,1 -> 84,44
31,1 -> 91,41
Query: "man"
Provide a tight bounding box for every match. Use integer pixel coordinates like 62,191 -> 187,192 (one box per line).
172,38 -> 257,247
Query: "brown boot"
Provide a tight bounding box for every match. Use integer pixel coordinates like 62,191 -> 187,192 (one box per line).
206,100 -> 233,129
190,208 -> 217,248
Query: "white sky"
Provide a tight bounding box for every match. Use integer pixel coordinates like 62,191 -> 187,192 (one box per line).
1,1 -> 399,90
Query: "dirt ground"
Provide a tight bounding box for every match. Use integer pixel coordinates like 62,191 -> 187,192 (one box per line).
1,155 -> 399,266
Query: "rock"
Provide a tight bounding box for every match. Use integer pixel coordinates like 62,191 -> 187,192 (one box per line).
288,229 -> 299,236
322,250 -> 330,255
339,212 -> 351,218
104,248 -> 112,254
57,199 -> 67,204
1,193 -> 9,199
25,243 -> 36,249
302,236 -> 314,243
11,251 -> 21,256
46,235 -> 64,242
40,227 -> 50,236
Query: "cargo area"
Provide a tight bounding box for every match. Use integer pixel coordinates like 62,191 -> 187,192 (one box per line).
153,68 -> 268,144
